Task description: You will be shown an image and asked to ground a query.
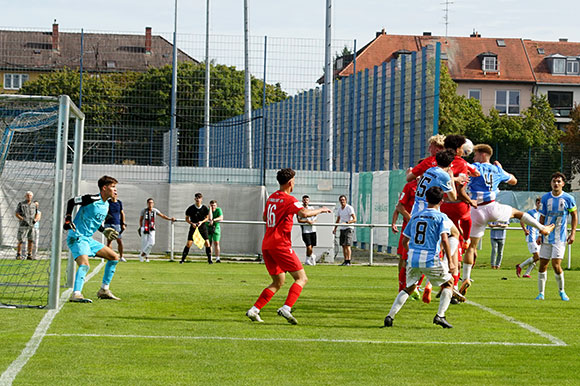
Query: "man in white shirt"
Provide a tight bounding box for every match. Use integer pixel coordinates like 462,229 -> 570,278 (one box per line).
333,195 -> 357,266
297,195 -> 318,265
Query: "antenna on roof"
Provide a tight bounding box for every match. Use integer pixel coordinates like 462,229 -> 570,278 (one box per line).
441,0 -> 453,43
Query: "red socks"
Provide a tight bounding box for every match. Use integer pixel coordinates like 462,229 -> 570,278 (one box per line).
284,283 -> 303,308
453,274 -> 460,287
254,288 -> 274,310
398,267 -> 406,291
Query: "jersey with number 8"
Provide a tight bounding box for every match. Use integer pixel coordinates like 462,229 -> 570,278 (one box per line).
403,208 -> 452,268
262,190 -> 303,250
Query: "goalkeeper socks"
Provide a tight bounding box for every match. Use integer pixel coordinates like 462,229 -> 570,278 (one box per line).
284,283 -> 303,308
388,290 -> 409,318
181,246 -> 190,262
525,262 -> 536,276
102,260 -> 119,286
538,271 -> 547,295
555,272 -> 565,292
205,246 -> 212,260
73,264 -> 89,293
254,288 -> 275,309
521,213 -> 544,231
398,266 -> 406,291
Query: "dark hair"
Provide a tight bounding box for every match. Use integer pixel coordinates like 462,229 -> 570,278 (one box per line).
276,168 -> 296,185
444,134 -> 466,151
98,175 -> 118,190
195,192 -> 203,199
435,149 -> 456,168
426,186 -> 445,205
209,200 -> 217,205
551,172 -> 566,182
302,195 -> 309,199
339,195 -> 347,201
147,197 -> 154,203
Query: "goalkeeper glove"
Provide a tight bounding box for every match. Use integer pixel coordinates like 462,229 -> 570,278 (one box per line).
103,227 -> 119,241
63,215 -> 75,231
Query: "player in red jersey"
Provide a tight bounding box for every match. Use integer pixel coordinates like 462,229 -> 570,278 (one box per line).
391,178 -> 417,290
406,134 -> 445,182
246,168 -> 331,325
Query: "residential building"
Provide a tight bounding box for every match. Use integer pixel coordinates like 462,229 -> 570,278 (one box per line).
0,22 -> 197,93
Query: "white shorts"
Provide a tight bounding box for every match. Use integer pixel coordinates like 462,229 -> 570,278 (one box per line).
406,258 -> 453,288
471,202 -> 513,238
540,242 -> 566,260
527,241 -> 540,255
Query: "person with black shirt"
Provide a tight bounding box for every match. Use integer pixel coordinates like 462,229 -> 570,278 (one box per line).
181,192 -> 213,264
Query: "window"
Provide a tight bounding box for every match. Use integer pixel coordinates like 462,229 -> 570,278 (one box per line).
483,56 -> 498,72
496,39 -> 506,47
537,48 -> 545,54
468,89 -> 481,101
566,60 -> 579,74
3,73 -> 29,90
548,91 -> 573,117
553,59 -> 566,74
495,90 -> 520,115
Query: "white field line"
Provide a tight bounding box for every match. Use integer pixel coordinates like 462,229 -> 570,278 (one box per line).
43,333 -> 561,347
466,300 -> 567,346
0,261 -> 105,386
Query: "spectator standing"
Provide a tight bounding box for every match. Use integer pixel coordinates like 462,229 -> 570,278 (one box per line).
489,221 -> 508,269
138,198 -> 175,262
297,195 -> 318,266
208,200 -> 223,263
333,195 -> 357,266
15,191 -> 40,260
105,192 -> 127,262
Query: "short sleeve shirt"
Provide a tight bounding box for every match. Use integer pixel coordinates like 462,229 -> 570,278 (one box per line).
211,207 -> 223,233
412,166 -> 453,215
411,156 -> 437,177
403,208 -> 452,268
336,204 -> 355,230
262,190 -> 302,250
298,205 -> 317,234
185,204 -> 210,224
539,192 -> 577,244
16,201 -> 37,226
525,209 -> 540,243
399,180 -> 418,216
468,162 -> 512,203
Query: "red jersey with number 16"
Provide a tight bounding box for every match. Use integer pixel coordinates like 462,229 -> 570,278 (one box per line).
262,190 -> 303,250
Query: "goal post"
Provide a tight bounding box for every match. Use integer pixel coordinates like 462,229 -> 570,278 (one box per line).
0,94 -> 84,309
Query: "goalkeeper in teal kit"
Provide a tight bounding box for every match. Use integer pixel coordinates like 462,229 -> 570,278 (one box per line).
64,176 -> 122,303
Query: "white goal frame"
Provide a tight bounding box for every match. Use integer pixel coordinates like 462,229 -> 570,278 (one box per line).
0,95 -> 85,309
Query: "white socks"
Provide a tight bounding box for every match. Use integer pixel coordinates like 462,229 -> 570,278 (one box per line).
437,287 -> 452,317
463,263 -> 473,281
388,290 -> 410,318
554,272 -> 565,292
448,237 -> 459,258
521,213 -> 545,231
101,284 -> 109,290
520,257 -> 534,268
538,271 -> 547,295
525,262 -> 537,276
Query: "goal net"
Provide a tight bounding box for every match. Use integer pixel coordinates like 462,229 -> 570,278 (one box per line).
0,95 -> 84,309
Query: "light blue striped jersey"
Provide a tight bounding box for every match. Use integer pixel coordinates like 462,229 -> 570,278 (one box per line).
68,194 -> 109,239
403,208 -> 452,268
524,209 -> 540,243
468,162 -> 512,204
539,192 -> 577,244
411,166 -> 453,215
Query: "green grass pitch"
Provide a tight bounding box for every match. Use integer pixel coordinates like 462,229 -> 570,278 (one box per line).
1,229 -> 579,385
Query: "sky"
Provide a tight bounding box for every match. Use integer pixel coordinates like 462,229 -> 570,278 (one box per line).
4,0 -> 580,43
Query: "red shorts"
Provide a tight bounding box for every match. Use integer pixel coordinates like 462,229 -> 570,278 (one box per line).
262,246 -> 303,276
397,223 -> 409,260
441,202 -> 472,240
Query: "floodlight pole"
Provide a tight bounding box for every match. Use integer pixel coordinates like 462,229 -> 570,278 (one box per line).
244,0 -> 252,168
169,0 -> 179,182
204,0 -> 211,167
324,0 -> 333,171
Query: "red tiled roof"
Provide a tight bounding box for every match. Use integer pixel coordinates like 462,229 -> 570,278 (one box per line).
523,39 -> 580,84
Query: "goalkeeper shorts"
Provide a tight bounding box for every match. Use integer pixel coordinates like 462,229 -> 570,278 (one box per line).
67,235 -> 104,259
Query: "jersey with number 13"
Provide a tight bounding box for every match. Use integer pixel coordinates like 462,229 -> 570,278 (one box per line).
262,190 -> 303,250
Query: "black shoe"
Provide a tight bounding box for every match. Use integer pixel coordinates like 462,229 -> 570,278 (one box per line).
16,254 -> 22,260
339,260 -> 352,266
179,260 -> 184,264
26,255 -> 33,260
433,315 -> 453,328
382,315 -> 393,328
208,259 -> 213,265
450,298 -> 459,305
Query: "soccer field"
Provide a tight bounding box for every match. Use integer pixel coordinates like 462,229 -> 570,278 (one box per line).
1,232 -> 579,385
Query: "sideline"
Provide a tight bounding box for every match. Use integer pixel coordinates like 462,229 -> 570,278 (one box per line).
43,333 -> 563,347
466,300 -> 567,346
0,261 -> 105,386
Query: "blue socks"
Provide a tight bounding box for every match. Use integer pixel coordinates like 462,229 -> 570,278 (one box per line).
73,264 -> 89,293
102,260 -> 119,286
